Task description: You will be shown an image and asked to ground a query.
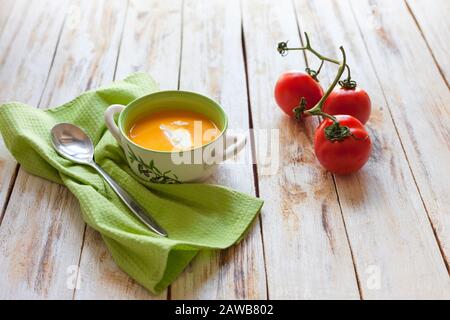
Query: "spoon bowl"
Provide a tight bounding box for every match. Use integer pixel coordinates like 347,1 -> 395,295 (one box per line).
51,123 -> 94,164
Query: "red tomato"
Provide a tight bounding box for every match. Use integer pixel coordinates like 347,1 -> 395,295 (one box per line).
323,87 -> 371,124
274,71 -> 324,118
314,115 -> 371,174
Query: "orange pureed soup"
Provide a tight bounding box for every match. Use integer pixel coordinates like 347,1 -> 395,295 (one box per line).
128,109 -> 220,151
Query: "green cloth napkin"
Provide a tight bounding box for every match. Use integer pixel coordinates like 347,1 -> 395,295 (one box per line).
0,73 -> 263,295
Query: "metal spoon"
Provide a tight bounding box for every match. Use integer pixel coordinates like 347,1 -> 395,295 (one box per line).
51,123 -> 168,237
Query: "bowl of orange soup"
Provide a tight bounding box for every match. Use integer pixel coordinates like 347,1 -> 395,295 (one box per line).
104,91 -> 246,182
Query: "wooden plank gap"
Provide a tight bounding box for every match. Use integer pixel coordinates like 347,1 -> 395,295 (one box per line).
290,0 -> 310,68
291,0 -> 363,298
403,0 -> 449,89
36,8 -> 69,108
71,224 -> 87,300
330,175 -> 364,299
44,0 -> 126,299
0,164 -> 19,226
112,0 -> 130,81
0,0 -> 70,228
170,0 -> 266,299
240,7 -> 269,299
242,0 -> 360,299
347,0 -> 449,274
176,0 -> 185,91
167,0 -> 184,301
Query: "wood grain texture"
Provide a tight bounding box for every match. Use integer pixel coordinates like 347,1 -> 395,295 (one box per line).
0,0 -> 69,298
0,171 -> 83,299
170,0 -> 267,299
115,0 -> 182,90
0,0 -> 16,34
0,0 -> 65,103
75,0 -> 183,299
39,0 -> 127,107
293,0 -> 450,299
406,0 -> 450,85
242,0 -> 360,299
74,226 -> 155,299
0,0 -> 127,299
0,0 -> 68,221
349,0 -> 450,276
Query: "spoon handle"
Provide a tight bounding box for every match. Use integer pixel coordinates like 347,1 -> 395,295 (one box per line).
90,162 -> 168,237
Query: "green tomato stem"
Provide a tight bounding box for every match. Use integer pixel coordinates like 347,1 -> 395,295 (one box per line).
278,34 -> 359,142
278,32 -> 354,86
305,46 -> 347,118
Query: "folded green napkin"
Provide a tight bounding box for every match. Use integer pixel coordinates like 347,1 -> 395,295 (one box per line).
0,73 -> 263,295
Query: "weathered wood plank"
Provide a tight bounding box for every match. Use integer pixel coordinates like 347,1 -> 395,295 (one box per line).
349,0 -> 450,277
0,171 -> 83,299
170,0 -> 267,299
0,0 -> 127,299
74,226 -> 154,299
0,0 -> 65,104
242,0 -> 360,299
115,0 -> 182,90
406,0 -> 450,85
0,0 -> 67,221
75,0 -> 183,299
293,0 -> 450,299
39,0 -> 127,107
0,0 -> 16,34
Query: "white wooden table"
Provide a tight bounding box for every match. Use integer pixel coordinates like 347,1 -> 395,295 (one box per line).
0,0 -> 449,299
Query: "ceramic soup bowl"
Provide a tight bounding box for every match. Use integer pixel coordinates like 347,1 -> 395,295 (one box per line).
104,91 -> 246,182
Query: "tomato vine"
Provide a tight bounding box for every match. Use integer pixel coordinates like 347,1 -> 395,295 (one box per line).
277,33 -> 363,141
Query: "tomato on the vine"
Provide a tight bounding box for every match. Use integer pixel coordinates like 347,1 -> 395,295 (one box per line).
314,115 -> 371,174
322,87 -> 371,124
276,36 -> 373,174
274,71 -> 324,118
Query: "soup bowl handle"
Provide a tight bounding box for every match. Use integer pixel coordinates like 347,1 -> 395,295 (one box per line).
104,104 -> 125,142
